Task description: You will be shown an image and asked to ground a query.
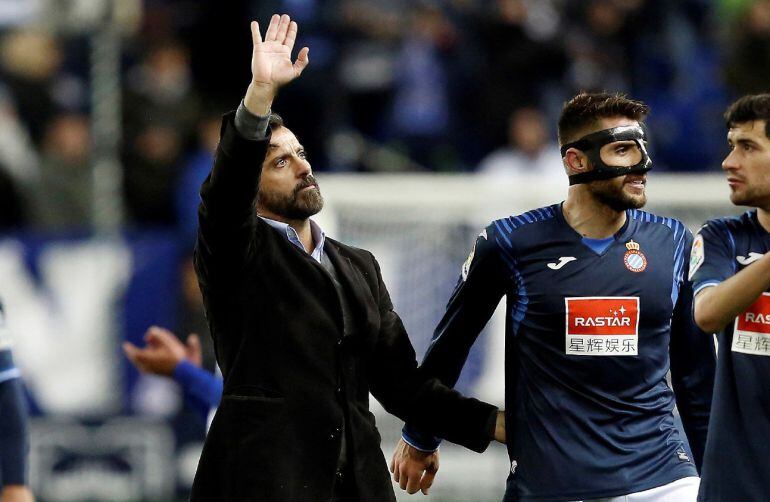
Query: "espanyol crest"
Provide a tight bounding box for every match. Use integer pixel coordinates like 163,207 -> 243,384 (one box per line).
623,240 -> 647,273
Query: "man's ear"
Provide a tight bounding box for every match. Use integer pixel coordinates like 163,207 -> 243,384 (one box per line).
564,148 -> 589,175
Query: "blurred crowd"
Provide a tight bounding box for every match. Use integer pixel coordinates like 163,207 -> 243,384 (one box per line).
0,0 -> 767,234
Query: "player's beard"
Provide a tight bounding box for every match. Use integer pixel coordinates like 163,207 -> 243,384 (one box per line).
729,184 -> 768,208
258,175 -> 324,220
588,177 -> 647,212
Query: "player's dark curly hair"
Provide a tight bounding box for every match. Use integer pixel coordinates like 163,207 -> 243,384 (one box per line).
558,92 -> 650,146
724,94 -> 770,139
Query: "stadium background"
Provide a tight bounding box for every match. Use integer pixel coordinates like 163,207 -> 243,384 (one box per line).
0,0 -> 763,500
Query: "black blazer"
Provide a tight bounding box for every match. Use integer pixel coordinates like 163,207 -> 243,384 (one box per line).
190,113 -> 497,502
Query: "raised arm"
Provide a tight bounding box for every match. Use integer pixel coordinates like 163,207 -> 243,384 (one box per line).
694,255 -> 770,333
689,220 -> 761,334
195,15 -> 309,281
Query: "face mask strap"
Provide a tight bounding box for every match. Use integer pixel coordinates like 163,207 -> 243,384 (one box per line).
561,125 -> 652,186
568,160 -> 651,185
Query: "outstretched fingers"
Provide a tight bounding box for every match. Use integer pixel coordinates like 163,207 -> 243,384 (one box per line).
122,342 -> 148,371
122,341 -> 140,361
293,46 -> 310,76
145,325 -> 175,346
284,20 -> 298,51
264,14 -> 280,41
275,14 -> 291,44
251,20 -> 262,47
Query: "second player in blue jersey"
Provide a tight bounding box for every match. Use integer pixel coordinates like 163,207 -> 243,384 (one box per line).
692,94 -> 770,502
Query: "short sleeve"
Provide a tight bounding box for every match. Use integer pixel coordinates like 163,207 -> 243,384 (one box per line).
690,220 -> 735,296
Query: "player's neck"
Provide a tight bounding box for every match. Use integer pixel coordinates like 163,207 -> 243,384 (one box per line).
756,207 -> 770,234
563,190 -> 627,239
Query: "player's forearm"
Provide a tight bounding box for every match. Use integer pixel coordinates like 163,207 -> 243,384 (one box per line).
398,381 -> 498,454
243,82 -> 274,117
694,253 -> 770,332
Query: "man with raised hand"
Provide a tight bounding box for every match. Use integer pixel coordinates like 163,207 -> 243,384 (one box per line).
392,93 -> 716,501
191,15 -> 503,502
691,94 -> 770,502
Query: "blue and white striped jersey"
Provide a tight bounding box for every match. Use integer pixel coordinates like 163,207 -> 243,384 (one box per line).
411,203 -> 715,501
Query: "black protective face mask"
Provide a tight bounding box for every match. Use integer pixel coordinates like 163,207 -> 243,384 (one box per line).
560,125 -> 652,186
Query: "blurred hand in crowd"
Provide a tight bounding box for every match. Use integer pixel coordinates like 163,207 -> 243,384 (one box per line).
123,326 -> 202,376
1,485 -> 35,502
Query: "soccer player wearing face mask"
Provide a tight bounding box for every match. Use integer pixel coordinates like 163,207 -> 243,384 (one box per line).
691,95 -> 770,502
391,93 -> 716,501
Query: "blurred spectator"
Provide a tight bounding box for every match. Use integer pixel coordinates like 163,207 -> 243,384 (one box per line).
724,0 -> 770,95
123,39 -> 200,142
122,39 -> 200,226
29,112 -> 91,231
177,256 -> 215,371
0,164 -> 24,231
0,88 -> 38,189
335,0 -> 401,140
387,2 -> 455,169
473,0 -> 567,148
175,113 -> 220,240
564,0 -> 640,94
123,122 -> 184,226
0,29 -> 61,145
0,0 -> 749,236
477,107 -> 564,181
0,88 -> 37,229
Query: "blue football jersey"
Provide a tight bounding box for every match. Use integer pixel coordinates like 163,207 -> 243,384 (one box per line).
414,203 -> 715,501
0,300 -> 20,384
691,211 -> 770,502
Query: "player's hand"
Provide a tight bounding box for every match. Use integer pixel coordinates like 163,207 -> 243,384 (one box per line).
244,14 -> 309,114
1,485 -> 35,502
494,410 -> 506,444
123,326 -> 201,376
390,439 -> 439,495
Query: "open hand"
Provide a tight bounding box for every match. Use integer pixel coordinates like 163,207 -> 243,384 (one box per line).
123,326 -> 202,376
245,14 -> 309,113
